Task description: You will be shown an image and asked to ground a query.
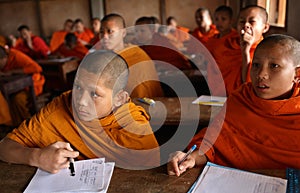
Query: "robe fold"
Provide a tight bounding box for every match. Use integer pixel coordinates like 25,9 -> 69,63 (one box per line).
189,82 -> 300,169
118,45 -> 164,98
54,43 -> 88,60
49,30 -> 68,52
0,92 -> 12,125
7,91 -> 160,169
74,28 -> 94,44
191,25 -> 219,47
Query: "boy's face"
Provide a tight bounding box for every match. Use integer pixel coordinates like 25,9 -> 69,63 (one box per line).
20,29 -> 31,40
195,10 -> 212,28
134,24 -> 153,44
64,21 -> 73,32
250,43 -> 297,99
237,7 -> 268,43
100,20 -> 125,51
92,20 -> 101,33
73,69 -> 116,121
74,22 -> 84,33
214,11 -> 232,34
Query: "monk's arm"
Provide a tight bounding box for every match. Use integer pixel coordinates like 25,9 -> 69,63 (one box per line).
0,137 -> 79,173
241,46 -> 251,83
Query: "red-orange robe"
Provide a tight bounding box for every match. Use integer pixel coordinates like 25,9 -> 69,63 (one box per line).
189,82 -> 300,169
7,91 -> 160,169
74,28 -> 94,44
0,92 -> 12,125
1,48 -> 45,96
53,43 -> 89,60
14,36 -> 50,60
191,25 -> 219,47
49,30 -> 68,52
139,33 -> 192,70
206,30 -> 259,96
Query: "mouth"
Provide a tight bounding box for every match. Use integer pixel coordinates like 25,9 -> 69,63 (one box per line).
256,83 -> 270,91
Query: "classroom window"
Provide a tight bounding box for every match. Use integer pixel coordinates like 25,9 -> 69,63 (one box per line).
257,0 -> 286,27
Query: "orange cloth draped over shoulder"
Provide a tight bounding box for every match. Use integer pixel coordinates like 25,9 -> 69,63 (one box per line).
1,48 -> 45,95
54,43 -> 88,60
49,30 -> 68,52
189,82 -> 300,169
74,28 -> 94,44
206,30 -> 258,96
206,30 -> 241,96
191,25 -> 219,46
0,92 -> 12,125
7,91 -> 160,169
118,45 -> 164,98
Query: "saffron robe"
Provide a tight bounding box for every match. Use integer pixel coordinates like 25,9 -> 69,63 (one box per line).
118,45 -> 164,98
2,48 -> 45,96
191,25 -> 219,47
74,28 -> 94,45
0,92 -> 12,125
7,91 -> 160,169
189,82 -> 300,169
206,31 -> 259,96
49,30 -> 68,52
139,33 -> 191,70
14,36 -> 50,59
53,43 -> 89,60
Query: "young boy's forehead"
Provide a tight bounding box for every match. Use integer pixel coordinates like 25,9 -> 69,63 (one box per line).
239,7 -> 267,22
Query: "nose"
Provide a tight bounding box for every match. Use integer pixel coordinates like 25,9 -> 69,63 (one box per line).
78,91 -> 89,106
257,66 -> 269,80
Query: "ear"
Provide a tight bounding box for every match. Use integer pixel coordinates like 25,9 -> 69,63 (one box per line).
122,28 -> 127,38
113,90 -> 129,108
262,23 -> 270,34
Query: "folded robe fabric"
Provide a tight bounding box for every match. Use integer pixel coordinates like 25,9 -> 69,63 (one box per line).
189,82 -> 300,169
7,91 -> 160,169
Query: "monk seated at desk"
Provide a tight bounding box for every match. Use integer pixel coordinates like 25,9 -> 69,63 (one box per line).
0,45 -> 45,126
52,32 -> 89,61
168,34 -> 300,176
0,50 -> 160,173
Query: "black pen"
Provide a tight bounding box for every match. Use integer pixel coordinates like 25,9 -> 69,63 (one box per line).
178,144 -> 197,166
69,158 -> 75,176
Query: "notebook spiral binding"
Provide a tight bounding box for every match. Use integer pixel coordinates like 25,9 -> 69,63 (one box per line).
286,168 -> 300,193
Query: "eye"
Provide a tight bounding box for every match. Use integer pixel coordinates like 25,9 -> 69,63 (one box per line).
252,62 -> 260,68
73,83 -> 81,90
91,91 -> 100,98
270,63 -> 279,69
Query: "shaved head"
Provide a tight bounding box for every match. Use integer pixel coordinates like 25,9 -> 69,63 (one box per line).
101,13 -> 126,28
239,5 -> 268,23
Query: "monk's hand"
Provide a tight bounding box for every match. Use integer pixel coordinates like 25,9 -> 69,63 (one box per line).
167,151 -> 196,177
240,26 -> 255,52
33,141 -> 79,174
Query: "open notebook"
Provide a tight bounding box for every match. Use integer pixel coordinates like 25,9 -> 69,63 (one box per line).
192,95 -> 227,106
24,158 -> 114,193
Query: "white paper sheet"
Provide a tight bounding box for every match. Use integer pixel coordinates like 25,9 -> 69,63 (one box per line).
192,95 -> 227,106
24,158 -> 115,193
189,162 -> 287,193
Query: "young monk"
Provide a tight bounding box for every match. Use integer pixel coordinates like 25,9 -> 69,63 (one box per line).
0,50 -> 160,172
133,16 -> 192,70
166,16 -> 190,44
0,46 -> 45,125
168,34 -> 300,176
52,33 -> 88,60
207,5 -> 269,96
49,19 -> 74,52
97,13 -> 164,98
74,18 -> 94,47
10,25 -> 50,59
191,7 -> 219,46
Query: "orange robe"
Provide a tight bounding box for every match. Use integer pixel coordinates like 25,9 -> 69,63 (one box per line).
0,92 -> 12,125
118,45 -> 164,98
49,30 -> 68,52
54,43 -> 88,60
191,25 -> 219,47
139,33 -> 191,71
1,48 -> 45,96
7,91 -> 160,169
74,28 -> 94,44
189,82 -> 300,169
206,30 -> 258,96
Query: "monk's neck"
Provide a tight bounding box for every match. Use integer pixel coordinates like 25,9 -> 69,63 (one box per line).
113,42 -> 125,52
200,25 -> 210,34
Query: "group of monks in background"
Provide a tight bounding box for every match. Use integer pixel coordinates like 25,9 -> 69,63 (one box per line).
0,5 -> 268,129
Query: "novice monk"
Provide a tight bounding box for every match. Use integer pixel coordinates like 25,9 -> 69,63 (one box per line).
97,13 -> 164,98
167,34 -> 300,176
0,46 -> 45,125
207,5 -> 269,96
0,50 -> 160,173
49,19 -> 74,52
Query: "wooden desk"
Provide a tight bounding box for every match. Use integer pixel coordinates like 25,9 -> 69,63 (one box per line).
133,97 -> 222,126
0,75 -> 38,118
37,57 -> 79,91
0,160 -> 286,193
